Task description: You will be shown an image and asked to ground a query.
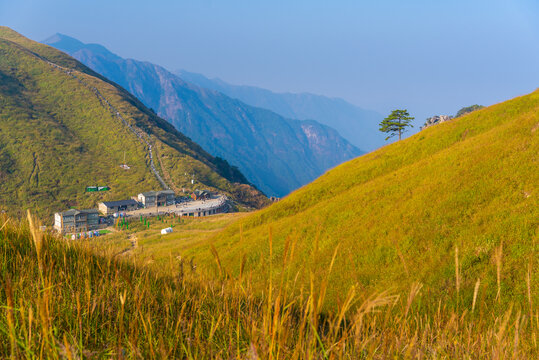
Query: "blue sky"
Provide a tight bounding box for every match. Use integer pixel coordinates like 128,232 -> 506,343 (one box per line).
1,0 -> 538,127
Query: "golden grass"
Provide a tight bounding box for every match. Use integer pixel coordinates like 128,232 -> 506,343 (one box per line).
182,89 -> 538,315
1,26 -> 538,358
0,213 -> 537,358
90,213 -> 247,270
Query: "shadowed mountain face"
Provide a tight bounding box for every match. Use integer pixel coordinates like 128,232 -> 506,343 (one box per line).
176,69 -> 385,152
44,34 -> 362,197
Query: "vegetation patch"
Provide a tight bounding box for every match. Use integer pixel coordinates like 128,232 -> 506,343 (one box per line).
0,213 -> 536,358
0,27 -> 268,221
183,89 -> 538,316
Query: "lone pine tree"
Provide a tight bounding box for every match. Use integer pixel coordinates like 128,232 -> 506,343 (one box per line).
379,109 -> 414,141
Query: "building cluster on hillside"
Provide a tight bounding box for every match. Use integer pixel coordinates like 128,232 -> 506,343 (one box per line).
54,209 -> 100,234
54,189 -> 226,234
98,199 -> 138,215
137,190 -> 175,207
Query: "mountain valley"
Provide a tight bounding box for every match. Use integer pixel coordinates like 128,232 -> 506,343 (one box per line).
44,34 -> 362,197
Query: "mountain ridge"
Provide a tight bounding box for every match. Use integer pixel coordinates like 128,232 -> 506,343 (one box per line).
44,33 -> 362,197
0,27 -> 268,217
175,68 -> 385,151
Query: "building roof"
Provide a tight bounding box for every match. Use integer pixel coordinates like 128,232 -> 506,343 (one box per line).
140,190 -> 175,197
58,208 -> 99,216
101,199 -> 138,208
80,209 -> 99,214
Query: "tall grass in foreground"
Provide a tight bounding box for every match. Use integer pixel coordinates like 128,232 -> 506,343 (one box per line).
1,213 -> 537,359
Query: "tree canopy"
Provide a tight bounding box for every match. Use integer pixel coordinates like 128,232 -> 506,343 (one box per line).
379,109 -> 414,141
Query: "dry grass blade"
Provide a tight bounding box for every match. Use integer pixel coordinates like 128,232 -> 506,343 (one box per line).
0,217 -> 10,232
494,242 -> 503,303
472,278 -> 481,313
26,210 -> 43,260
3,277 -> 17,358
210,244 -> 224,278
455,245 -> 460,310
405,282 -> 423,318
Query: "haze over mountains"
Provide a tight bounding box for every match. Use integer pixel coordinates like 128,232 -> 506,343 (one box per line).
175,69 -> 385,151
44,34 -> 365,197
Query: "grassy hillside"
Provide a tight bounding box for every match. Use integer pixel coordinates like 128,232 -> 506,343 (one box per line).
183,89 -> 538,312
44,34 -> 362,197
92,212 -> 247,269
0,27 -> 268,219
1,213 -> 536,358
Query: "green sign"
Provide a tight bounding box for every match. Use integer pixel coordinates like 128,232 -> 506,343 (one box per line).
86,186 -> 110,192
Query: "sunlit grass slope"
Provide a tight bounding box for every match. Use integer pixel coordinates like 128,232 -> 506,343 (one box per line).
0,27 -> 267,218
91,213 -> 247,269
2,213 -> 537,358
188,89 -> 539,310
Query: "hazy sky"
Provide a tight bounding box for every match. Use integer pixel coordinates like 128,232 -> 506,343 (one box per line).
1,0 -> 538,127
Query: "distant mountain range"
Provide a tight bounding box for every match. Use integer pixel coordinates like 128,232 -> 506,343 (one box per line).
176,70 -> 385,151
44,34 -> 363,197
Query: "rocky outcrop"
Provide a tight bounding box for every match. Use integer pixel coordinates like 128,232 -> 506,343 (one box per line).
421,115 -> 453,130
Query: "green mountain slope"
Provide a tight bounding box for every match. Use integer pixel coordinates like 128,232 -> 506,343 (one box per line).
3,212 -> 535,358
44,34 -> 362,197
0,27 -> 267,218
186,89 -> 539,308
